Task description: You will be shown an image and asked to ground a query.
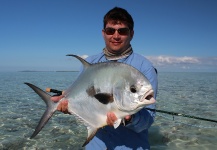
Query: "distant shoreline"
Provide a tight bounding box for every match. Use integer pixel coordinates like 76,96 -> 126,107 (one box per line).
19,70 -> 79,72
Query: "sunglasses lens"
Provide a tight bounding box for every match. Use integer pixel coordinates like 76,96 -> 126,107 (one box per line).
104,28 -> 115,35
118,28 -> 129,35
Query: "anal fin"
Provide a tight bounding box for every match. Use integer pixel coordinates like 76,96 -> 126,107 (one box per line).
82,126 -> 98,147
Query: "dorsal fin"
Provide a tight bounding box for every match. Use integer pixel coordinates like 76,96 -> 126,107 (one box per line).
66,54 -> 91,69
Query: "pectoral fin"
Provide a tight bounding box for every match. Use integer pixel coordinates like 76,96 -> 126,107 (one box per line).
113,118 -> 122,129
82,126 -> 98,147
94,93 -> 114,104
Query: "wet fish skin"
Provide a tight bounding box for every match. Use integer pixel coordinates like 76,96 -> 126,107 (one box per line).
25,54 -> 156,147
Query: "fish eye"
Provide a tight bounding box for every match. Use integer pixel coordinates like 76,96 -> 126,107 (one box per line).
130,85 -> 137,93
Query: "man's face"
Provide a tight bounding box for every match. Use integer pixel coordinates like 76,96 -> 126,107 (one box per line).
102,22 -> 134,53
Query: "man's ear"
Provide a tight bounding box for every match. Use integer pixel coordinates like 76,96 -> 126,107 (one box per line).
130,30 -> 134,40
102,29 -> 105,36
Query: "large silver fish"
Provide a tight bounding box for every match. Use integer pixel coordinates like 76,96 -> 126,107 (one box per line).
25,54 -> 156,147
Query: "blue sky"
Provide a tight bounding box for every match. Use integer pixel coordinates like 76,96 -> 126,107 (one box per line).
1,0 -> 217,72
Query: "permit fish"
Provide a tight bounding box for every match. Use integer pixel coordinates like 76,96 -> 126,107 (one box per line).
25,54 -> 156,147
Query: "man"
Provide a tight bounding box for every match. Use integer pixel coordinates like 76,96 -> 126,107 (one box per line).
52,7 -> 158,150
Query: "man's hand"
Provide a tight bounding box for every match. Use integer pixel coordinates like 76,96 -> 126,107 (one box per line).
50,95 -> 64,102
106,112 -> 118,126
50,95 -> 69,114
106,112 -> 132,126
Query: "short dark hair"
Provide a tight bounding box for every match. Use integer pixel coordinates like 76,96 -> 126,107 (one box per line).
103,7 -> 134,30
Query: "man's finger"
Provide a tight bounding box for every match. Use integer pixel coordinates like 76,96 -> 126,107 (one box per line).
51,95 -> 64,102
106,112 -> 117,126
57,100 -> 68,113
124,115 -> 131,121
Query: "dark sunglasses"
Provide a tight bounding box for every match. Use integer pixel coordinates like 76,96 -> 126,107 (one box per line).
104,27 -> 130,35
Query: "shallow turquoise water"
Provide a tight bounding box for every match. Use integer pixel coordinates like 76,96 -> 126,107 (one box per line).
149,72 -> 217,150
0,72 -> 217,149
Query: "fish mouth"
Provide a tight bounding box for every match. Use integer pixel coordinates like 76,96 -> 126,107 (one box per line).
140,89 -> 154,102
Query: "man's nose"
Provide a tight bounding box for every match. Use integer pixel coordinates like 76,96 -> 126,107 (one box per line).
113,30 -> 121,38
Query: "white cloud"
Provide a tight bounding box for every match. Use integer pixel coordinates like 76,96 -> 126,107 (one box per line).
146,55 -> 217,72
146,55 -> 200,66
80,55 -> 88,59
